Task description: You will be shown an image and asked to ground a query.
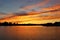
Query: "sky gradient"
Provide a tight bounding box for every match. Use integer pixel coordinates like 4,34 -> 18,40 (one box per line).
0,0 -> 60,13
0,0 -> 60,24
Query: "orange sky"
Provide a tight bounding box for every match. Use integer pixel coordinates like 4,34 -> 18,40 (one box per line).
0,4 -> 60,24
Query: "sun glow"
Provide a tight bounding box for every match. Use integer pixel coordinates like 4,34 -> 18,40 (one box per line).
0,5 -> 60,24
0,12 -> 60,24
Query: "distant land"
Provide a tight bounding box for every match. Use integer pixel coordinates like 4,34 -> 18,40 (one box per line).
0,22 -> 60,26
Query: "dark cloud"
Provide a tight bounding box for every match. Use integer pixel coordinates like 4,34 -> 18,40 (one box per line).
41,8 -> 60,13
14,12 -> 28,16
0,12 -> 7,15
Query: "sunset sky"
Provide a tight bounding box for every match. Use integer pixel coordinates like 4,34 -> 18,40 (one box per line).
0,0 -> 60,24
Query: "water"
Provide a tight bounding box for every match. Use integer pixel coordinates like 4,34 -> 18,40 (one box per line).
0,26 -> 60,40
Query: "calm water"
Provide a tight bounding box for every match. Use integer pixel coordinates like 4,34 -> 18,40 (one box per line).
0,26 -> 60,40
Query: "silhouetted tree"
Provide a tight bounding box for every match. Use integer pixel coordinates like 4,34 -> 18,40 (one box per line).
2,22 -> 8,25
13,23 -> 15,24
54,22 -> 60,26
3,22 -> 8,24
9,22 -> 12,25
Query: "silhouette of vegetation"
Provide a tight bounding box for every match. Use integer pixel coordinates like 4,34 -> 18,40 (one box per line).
0,22 -> 60,26
40,22 -> 60,26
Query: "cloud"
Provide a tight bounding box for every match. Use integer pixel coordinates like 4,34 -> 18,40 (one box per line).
18,0 -> 60,13
0,12 -> 29,20
0,1 -> 60,24
0,12 -> 14,19
41,4 -> 60,12
1,4 -> 60,19
19,0 -> 50,12
0,4 -> 60,19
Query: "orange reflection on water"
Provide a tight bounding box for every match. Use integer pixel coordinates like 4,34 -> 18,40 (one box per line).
8,26 -> 42,38
1,26 -> 57,40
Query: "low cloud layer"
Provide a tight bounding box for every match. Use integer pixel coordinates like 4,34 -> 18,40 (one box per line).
0,5 -> 60,24
0,4 -> 60,19
18,0 -> 50,12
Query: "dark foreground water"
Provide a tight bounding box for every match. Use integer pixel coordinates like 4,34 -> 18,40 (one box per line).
0,26 -> 60,40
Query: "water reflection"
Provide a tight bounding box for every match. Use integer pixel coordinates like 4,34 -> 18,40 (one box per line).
0,26 -> 60,40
